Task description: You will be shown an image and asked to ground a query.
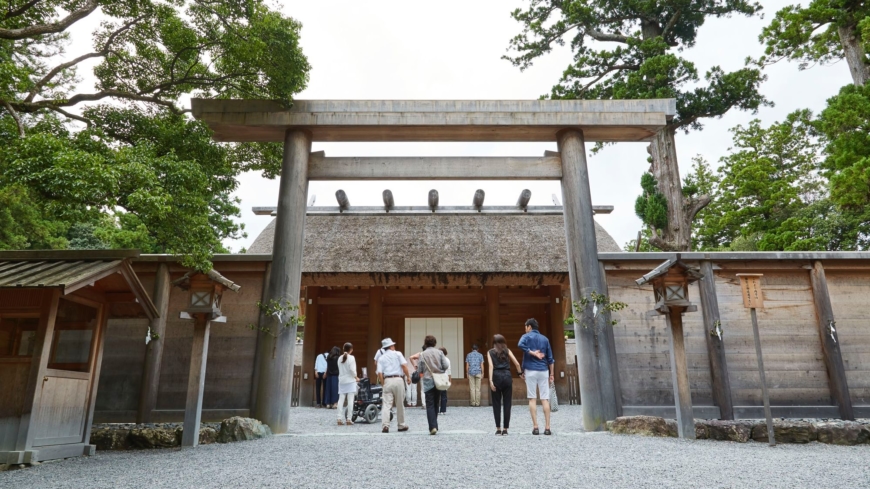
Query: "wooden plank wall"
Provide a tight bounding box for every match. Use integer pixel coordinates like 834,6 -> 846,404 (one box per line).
826,271 -> 870,406
607,273 -> 714,406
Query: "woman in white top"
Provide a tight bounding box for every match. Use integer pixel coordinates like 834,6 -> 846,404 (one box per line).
336,342 -> 359,425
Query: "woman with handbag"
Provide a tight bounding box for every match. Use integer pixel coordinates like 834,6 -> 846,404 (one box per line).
417,335 -> 449,435
487,334 -> 523,435
336,342 -> 359,425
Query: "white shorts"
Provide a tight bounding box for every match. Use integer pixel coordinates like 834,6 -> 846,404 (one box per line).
525,370 -> 550,399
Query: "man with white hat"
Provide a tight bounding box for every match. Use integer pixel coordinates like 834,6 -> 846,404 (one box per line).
376,337 -> 410,433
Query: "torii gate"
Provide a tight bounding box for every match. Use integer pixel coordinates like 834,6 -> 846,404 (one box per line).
191,98 -> 677,433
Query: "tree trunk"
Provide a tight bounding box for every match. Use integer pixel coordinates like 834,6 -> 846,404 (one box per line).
646,126 -> 711,251
647,127 -> 691,251
838,23 -> 869,87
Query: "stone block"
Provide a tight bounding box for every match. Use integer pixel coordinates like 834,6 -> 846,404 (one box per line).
217,417 -> 273,443
751,420 -> 817,444
609,416 -> 676,437
90,428 -> 131,451
696,420 -> 753,443
128,427 -> 180,449
815,421 -> 870,446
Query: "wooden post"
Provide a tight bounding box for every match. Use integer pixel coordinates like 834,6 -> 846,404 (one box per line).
254,129 -> 311,433
557,129 -> 613,430
697,260 -> 734,420
598,261 -> 623,417
548,285 -> 568,402
137,263 -> 171,424
666,310 -> 695,439
248,262 -> 272,415
485,286 -> 499,406
751,308 -> 775,446
809,261 -> 854,420
368,287 -> 384,380
299,286 -> 319,406
182,315 -> 210,447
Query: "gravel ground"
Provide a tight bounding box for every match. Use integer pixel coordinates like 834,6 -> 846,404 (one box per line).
3,405 -> 869,489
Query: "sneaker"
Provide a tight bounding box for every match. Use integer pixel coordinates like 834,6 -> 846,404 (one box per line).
382,426 -> 389,433
429,428 -> 437,435
544,429 -> 552,436
532,428 -> 540,435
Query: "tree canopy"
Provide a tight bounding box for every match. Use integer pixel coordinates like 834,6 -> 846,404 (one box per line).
0,0 -> 310,269
506,0 -> 769,251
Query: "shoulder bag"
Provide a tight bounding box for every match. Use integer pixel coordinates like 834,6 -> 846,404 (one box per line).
424,355 -> 451,391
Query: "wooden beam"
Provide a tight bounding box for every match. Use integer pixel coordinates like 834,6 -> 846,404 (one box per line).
181,315 -> 211,447
598,261 -> 623,417
248,262 -> 271,414
485,286 -> 499,378
308,155 -> 562,180
697,260 -> 734,420
83,303 -> 109,448
254,129 -> 311,433
809,260 -> 854,420
558,129 -> 612,430
548,286 -> 568,402
137,263 -> 171,424
191,98 -> 676,143
252,205 -> 614,216
667,310 -> 695,439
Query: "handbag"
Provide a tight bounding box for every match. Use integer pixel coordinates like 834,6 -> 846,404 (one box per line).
423,356 -> 451,391
411,371 -> 420,384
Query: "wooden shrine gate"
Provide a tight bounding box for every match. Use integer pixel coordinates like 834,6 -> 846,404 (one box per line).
191,98 -> 677,433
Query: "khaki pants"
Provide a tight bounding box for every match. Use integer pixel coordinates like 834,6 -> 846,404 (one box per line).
469,374 -> 483,406
382,377 -> 406,428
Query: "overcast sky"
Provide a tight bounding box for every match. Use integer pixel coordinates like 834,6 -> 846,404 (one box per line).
68,1 -> 851,252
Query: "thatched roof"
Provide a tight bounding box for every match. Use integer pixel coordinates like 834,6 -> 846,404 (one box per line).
247,214 -> 621,273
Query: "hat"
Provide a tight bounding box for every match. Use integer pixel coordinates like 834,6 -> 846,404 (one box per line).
381,337 -> 396,349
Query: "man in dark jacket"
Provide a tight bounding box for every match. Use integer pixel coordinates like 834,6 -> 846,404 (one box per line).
518,318 -> 555,435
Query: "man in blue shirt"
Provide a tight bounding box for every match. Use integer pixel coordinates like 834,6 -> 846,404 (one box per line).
517,318 -> 555,435
465,344 -> 484,407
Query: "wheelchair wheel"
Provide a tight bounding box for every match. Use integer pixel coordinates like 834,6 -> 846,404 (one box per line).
364,404 -> 379,424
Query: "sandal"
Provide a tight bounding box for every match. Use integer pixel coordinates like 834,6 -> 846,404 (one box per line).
346,419 -> 354,426
532,428 -> 540,435
544,429 -> 552,436
337,420 -> 344,426
495,429 -> 502,435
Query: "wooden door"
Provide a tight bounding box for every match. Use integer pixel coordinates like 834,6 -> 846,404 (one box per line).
404,318 -> 464,379
32,297 -> 101,447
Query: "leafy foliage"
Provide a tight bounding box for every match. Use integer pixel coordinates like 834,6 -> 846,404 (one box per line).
635,172 -> 669,231
0,0 -> 310,269
564,292 -> 628,329
248,299 -> 305,340
691,111 -> 866,251
759,0 -> 870,83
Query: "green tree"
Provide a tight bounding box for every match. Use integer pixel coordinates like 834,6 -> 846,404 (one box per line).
695,111 -> 858,251
759,0 -> 870,86
682,155 -> 722,250
0,0 -> 310,269
815,83 -> 870,246
506,0 -> 770,251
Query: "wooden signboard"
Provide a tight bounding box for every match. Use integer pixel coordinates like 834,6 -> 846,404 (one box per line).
736,274 -> 764,309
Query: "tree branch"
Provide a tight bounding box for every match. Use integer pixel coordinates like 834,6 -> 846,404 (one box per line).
661,8 -> 682,44
46,105 -> 92,126
3,0 -> 41,21
686,194 -> 712,223
0,0 -> 98,40
584,27 -> 629,43
25,16 -> 145,103
1,99 -> 26,137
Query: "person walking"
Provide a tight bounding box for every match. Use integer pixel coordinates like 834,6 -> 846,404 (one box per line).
375,338 -> 410,433
408,346 -> 426,409
487,334 -> 522,435
438,347 -> 450,415
465,344 -> 484,407
418,336 -> 449,435
314,350 -> 328,408
336,343 -> 359,425
324,346 -> 341,409
518,318 -> 555,435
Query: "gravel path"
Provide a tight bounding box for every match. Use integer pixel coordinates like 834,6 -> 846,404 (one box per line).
4,405 -> 869,489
